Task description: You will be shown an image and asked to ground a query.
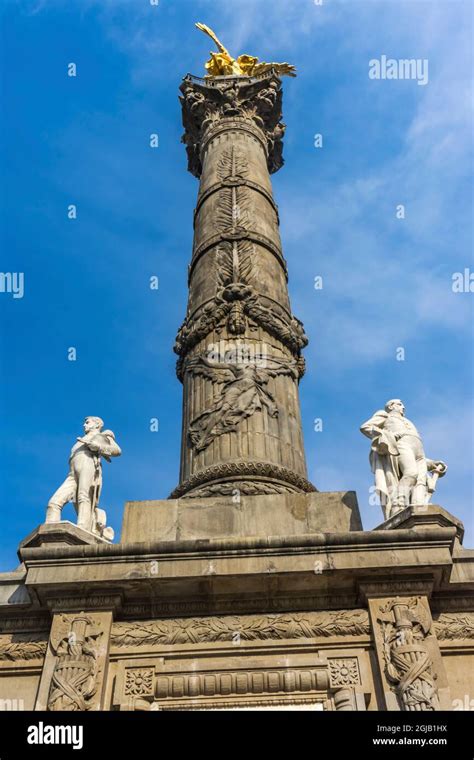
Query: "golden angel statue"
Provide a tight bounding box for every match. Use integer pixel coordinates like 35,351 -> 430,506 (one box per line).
195,22 -> 296,78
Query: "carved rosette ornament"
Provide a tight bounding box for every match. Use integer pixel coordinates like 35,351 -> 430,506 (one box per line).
377,598 -> 439,711
173,71 -> 314,497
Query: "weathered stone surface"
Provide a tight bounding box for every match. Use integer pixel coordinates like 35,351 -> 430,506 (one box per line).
0,504 -> 472,711
375,504 -> 464,542
18,521 -> 111,555
35,610 -> 113,712
368,595 -> 452,711
121,491 -> 361,544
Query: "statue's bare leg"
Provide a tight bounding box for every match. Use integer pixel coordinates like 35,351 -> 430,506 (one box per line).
46,473 -> 76,523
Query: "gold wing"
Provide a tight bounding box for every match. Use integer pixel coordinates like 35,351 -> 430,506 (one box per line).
195,22 -> 231,58
252,62 -> 297,78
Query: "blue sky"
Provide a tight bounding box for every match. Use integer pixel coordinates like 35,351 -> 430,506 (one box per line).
0,0 -> 472,571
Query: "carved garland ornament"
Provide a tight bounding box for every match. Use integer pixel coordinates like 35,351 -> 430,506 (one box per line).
181,480 -> 300,498
111,610 -> 370,648
170,460 -> 316,499
174,294 -> 307,368
0,634 -> 48,662
434,613 -> 474,640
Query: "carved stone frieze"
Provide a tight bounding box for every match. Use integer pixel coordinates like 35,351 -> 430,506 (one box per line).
0,633 -> 48,662
119,594 -> 360,620
174,291 -> 307,368
434,613 -> 474,640
111,610 -> 370,648
46,595 -> 122,613
115,664 -> 330,709
0,616 -> 50,633
182,480 -> 299,498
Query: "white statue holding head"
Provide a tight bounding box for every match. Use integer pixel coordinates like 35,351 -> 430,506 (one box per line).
46,416 -> 121,540
360,399 -> 447,521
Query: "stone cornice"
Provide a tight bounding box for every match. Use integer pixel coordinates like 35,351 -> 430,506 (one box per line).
19,526 -> 457,564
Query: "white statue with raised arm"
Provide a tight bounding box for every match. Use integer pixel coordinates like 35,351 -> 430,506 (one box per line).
360,399 -> 447,521
46,416 -> 121,539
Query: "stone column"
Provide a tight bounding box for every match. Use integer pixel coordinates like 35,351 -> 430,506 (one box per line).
172,72 -> 314,499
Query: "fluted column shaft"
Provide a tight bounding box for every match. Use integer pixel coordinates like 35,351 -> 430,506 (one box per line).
172,72 -> 313,499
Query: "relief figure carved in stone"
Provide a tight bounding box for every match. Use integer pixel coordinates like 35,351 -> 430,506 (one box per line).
186,354 -> 299,452
47,614 -> 103,712
378,598 -> 439,711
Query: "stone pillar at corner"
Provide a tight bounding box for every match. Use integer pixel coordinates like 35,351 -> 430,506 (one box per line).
171,71 -> 314,499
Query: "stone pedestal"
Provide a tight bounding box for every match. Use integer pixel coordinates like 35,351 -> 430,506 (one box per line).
375,504 -> 465,542
0,496 -> 472,711
18,522 -> 111,556
121,491 -> 362,544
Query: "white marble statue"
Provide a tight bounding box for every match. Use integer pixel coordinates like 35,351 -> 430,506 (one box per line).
360,399 -> 447,521
46,416 -> 121,539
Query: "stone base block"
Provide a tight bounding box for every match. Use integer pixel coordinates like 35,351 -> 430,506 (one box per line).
121,490 -> 362,544
375,504 -> 464,543
18,521 -> 111,558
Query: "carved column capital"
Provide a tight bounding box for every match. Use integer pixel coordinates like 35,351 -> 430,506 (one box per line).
180,71 -> 286,177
